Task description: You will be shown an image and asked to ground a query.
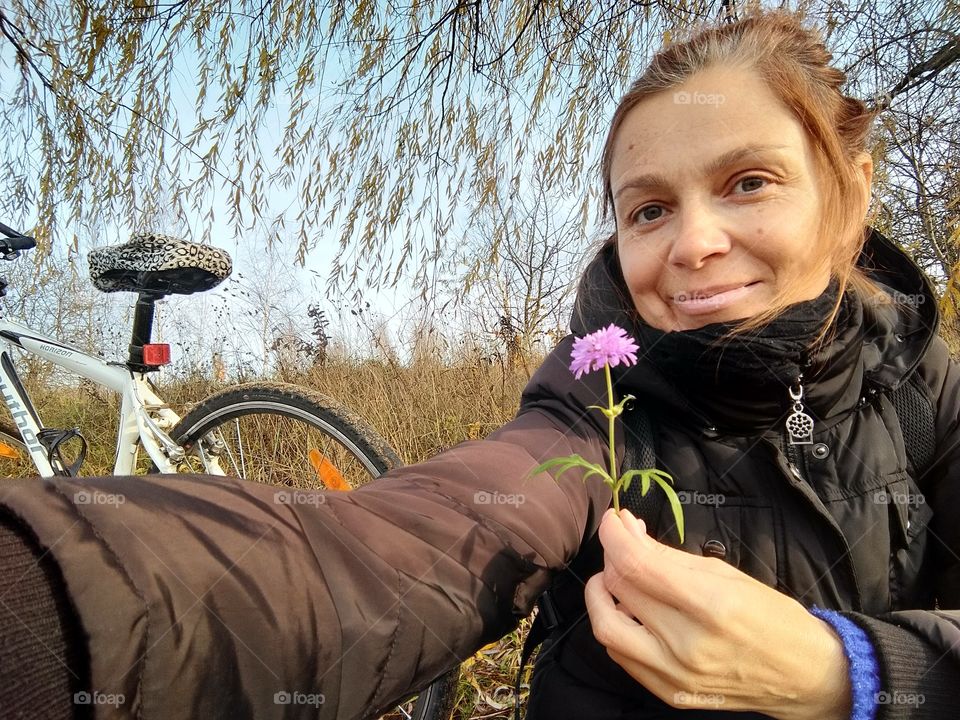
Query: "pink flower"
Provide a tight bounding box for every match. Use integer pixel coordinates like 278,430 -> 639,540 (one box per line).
569,324 -> 639,379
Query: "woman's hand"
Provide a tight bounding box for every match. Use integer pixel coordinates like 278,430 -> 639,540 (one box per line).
584,508 -> 853,720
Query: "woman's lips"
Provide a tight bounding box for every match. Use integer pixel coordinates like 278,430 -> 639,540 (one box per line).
671,282 -> 760,316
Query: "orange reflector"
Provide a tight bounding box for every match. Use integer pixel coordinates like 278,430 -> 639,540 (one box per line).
143,343 -> 171,365
309,449 -> 350,491
0,442 -> 20,459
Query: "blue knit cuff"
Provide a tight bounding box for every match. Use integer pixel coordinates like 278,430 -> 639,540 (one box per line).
809,606 -> 880,720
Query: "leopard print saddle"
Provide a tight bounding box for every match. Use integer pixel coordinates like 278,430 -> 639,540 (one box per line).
88,234 -> 232,296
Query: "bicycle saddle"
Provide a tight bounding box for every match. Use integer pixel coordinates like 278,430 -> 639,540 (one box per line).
88,234 -> 232,296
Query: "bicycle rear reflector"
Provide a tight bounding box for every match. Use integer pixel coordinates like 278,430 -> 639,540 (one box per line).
143,343 -> 171,366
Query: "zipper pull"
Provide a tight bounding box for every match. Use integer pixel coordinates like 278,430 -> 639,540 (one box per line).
786,375 -> 814,445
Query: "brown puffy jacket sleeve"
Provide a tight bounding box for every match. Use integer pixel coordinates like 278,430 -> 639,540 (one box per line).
0,337 -> 614,719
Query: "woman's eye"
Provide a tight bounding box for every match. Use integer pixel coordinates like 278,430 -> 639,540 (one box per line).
736,176 -> 767,193
633,205 -> 664,224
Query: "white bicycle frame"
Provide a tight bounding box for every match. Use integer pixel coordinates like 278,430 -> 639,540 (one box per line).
0,318 -> 222,477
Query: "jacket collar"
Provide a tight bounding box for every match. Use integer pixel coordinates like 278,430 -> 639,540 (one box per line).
570,228 -> 939,434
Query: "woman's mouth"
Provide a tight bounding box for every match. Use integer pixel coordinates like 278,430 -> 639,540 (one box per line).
671,282 -> 761,316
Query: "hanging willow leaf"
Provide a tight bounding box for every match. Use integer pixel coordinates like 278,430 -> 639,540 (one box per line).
0,0 -> 956,294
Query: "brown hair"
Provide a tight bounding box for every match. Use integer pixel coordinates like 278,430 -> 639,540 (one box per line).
598,8 -> 883,337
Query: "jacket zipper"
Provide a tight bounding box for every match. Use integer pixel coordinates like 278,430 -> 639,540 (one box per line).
783,371 -> 814,481
779,368 -> 864,609
783,432 -> 809,481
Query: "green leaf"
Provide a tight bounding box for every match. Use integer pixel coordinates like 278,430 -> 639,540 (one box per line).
650,469 -> 675,486
582,467 -> 615,486
617,468 -> 644,494
529,454 -> 584,475
616,467 -> 682,540
651,473 -> 685,544
611,393 -> 636,415
529,455 -> 613,488
530,459 -> 581,477
587,404 -> 615,419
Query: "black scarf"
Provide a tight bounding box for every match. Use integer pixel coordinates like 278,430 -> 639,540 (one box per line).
633,279 -> 848,390
574,230 -> 934,433
621,279 -> 865,432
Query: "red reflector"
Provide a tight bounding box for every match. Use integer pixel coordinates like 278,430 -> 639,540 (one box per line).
143,343 -> 171,365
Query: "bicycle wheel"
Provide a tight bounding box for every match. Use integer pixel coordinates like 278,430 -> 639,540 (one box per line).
169,382 -> 458,720
169,382 -> 400,488
0,421 -> 31,478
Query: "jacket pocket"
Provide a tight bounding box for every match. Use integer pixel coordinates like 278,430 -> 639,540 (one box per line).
883,474 -> 935,609
657,494 -> 779,589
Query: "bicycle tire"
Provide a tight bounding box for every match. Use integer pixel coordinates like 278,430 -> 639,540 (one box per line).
170,382 -> 401,487
169,382 -> 458,720
385,668 -> 458,720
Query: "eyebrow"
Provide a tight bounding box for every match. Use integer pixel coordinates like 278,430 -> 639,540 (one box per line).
613,144 -> 790,200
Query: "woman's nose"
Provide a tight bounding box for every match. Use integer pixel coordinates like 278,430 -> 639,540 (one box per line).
666,205 -> 732,269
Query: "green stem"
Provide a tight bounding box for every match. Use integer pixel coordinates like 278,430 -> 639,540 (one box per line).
605,363 -> 619,513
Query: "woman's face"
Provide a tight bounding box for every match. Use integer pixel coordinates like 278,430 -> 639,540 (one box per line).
609,65 -> 834,332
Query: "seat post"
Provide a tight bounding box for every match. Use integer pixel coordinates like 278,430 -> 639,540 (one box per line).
127,292 -> 162,372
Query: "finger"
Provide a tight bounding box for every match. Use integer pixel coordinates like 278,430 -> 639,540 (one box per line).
619,507 -> 650,542
588,508 -> 670,623
598,511 -> 697,605
615,509 -> 735,577
606,645 -> 678,697
599,566 -> 688,635
599,510 -> 727,610
584,573 -> 666,667
603,509 -> 700,571
618,509 -> 741,581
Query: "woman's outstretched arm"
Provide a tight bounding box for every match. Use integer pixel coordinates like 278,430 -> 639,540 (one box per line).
0,337 -> 614,719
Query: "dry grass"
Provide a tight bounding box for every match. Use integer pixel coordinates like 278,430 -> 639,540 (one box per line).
0,355 -> 542,719
282,358 -> 538,719
285,358 -> 532,464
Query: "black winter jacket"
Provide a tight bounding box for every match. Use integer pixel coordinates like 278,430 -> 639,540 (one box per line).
0,229 -> 956,719
526,228 -> 960,719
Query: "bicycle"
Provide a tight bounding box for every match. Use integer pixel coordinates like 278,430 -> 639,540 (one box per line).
0,221 -> 459,720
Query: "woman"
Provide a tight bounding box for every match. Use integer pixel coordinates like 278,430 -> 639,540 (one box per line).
0,8 -> 956,720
